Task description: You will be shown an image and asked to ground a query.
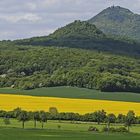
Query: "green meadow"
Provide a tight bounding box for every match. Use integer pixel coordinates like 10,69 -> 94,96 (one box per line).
0,120 -> 140,140
0,87 -> 140,102
1,128 -> 140,140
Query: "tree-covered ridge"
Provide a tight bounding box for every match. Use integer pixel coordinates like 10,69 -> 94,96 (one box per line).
88,6 -> 140,41
1,44 -> 140,92
14,20 -> 140,57
48,20 -> 106,39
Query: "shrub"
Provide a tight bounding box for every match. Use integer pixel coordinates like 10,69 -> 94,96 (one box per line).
115,127 -> 128,133
57,125 -> 61,129
109,127 -> 116,132
102,127 -> 108,132
102,127 -> 128,133
3,118 -> 11,125
88,126 -> 99,132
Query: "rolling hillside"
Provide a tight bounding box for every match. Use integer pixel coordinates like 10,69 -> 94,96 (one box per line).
1,2 -> 140,140
1,6 -> 140,93
14,20 -> 140,57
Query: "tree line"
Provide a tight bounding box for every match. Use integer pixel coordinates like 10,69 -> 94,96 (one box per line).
0,107 -> 138,132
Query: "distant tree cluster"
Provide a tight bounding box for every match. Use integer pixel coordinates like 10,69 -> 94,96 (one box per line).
1,45 -> 140,92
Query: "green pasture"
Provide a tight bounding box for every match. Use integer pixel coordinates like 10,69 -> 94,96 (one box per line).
0,119 -> 140,140
0,87 -> 140,102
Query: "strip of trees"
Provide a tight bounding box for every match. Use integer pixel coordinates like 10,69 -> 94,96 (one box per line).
0,108 -> 138,132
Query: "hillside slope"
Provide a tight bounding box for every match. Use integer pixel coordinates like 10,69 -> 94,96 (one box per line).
88,6 -> 140,41
14,20 -> 140,57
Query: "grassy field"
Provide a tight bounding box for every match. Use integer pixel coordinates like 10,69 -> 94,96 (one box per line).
1,94 -> 140,115
0,87 -> 140,102
1,128 -> 140,140
0,120 -> 140,140
0,119 -> 140,133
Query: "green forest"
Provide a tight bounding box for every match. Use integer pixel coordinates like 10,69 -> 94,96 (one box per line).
1,42 -> 140,92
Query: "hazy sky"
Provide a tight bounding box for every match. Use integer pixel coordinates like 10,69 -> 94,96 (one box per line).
0,0 -> 140,40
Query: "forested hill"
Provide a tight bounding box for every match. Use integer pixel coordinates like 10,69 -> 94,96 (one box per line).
14,20 -> 140,57
88,6 -> 140,41
1,44 -> 140,93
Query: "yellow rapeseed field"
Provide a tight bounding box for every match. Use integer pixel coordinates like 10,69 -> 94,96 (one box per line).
0,94 -> 140,115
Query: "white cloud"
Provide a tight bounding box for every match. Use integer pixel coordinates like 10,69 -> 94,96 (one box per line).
0,13 -> 41,23
21,13 -> 41,22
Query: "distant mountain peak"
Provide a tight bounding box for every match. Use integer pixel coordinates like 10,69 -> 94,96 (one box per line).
104,6 -> 133,13
107,6 -> 133,12
88,6 -> 140,41
92,6 -> 134,23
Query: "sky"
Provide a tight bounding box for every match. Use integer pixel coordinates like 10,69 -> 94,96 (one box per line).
0,0 -> 140,40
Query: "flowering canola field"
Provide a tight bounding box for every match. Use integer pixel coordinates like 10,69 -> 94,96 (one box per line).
0,94 -> 140,115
